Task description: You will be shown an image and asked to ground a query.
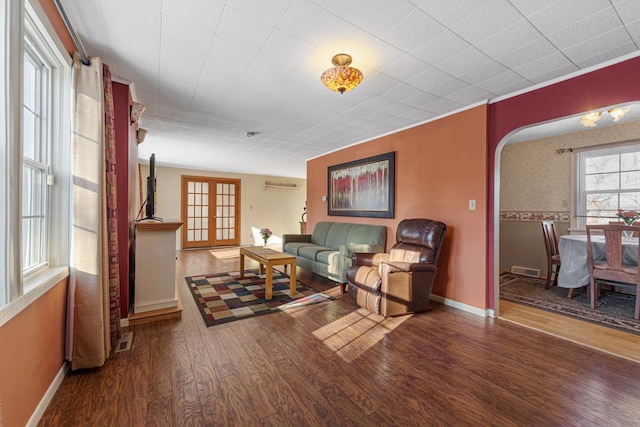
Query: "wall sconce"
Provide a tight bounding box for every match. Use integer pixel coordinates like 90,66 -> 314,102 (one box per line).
130,102 -> 146,123
136,128 -> 148,144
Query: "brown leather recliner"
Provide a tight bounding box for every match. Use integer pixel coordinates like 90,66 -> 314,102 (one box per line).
345,218 -> 447,317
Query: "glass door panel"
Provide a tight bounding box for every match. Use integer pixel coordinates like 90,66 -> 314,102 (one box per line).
181,176 -> 240,248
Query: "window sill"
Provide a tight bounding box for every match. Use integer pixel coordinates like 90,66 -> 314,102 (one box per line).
0,266 -> 69,328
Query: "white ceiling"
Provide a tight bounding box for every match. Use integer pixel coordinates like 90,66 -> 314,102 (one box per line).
59,0 -> 640,178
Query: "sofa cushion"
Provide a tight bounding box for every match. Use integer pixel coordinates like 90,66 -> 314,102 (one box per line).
299,245 -> 335,261
325,223 -> 357,249
283,242 -> 315,256
310,222 -> 334,246
316,250 -> 339,265
345,224 -> 387,247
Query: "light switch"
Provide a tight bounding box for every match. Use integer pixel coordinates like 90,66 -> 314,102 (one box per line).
469,199 -> 476,211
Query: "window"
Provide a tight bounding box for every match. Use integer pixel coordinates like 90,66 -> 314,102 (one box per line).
0,0 -> 71,314
22,33 -> 52,275
575,143 -> 640,228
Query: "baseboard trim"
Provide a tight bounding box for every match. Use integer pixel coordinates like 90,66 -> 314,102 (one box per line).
430,294 -> 490,318
27,361 -> 69,427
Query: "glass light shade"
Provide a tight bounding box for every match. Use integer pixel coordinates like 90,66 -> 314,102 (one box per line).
136,128 -> 148,143
580,111 -> 601,127
321,54 -> 363,94
130,101 -> 146,123
608,107 -> 630,121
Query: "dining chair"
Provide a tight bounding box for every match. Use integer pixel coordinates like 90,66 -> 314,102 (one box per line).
608,221 -> 640,237
541,220 -> 561,289
585,224 -> 640,320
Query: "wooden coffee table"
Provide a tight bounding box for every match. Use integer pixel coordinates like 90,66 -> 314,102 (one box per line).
239,246 -> 297,300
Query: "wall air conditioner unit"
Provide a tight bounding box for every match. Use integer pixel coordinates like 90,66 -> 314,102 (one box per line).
264,181 -> 298,191
510,266 -> 540,278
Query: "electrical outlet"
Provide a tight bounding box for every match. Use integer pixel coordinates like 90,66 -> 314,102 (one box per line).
562,199 -> 568,208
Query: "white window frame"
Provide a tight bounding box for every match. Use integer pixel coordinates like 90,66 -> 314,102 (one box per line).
574,141 -> 640,229
0,0 -> 71,325
22,28 -> 52,276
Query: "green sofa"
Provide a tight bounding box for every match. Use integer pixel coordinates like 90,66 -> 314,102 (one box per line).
282,221 -> 387,283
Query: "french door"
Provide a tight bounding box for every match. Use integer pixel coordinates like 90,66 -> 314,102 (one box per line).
181,175 -> 240,249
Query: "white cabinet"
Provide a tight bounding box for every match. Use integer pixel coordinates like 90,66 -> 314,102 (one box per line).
133,221 -> 183,318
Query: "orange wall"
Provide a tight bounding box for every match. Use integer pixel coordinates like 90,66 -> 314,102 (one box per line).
0,278 -> 68,427
307,105 -> 488,309
0,5 -> 71,426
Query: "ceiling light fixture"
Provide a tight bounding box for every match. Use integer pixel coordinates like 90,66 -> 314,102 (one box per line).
580,111 -> 601,127
320,53 -> 363,94
608,107 -> 630,122
130,101 -> 146,123
580,106 -> 632,127
136,128 -> 148,144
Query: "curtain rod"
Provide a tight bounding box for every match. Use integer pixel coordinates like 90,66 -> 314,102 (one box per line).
53,0 -> 91,66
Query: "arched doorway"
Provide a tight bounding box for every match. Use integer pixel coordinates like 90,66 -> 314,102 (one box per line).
491,105 -> 640,360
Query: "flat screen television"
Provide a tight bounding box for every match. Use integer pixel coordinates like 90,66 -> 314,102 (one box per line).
144,153 -> 161,220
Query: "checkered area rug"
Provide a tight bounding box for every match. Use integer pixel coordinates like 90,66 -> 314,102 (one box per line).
185,269 -> 335,327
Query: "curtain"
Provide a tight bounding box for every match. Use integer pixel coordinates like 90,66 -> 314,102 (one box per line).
103,63 -> 121,348
66,52 -> 121,370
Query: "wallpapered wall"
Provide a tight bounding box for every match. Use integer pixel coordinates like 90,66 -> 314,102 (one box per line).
501,118 -> 640,213
499,118 -> 640,275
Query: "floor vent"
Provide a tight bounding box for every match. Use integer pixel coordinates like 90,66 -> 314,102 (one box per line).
510,266 -> 540,278
115,332 -> 133,353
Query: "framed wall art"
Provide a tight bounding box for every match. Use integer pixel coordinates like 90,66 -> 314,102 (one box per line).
328,151 -> 395,218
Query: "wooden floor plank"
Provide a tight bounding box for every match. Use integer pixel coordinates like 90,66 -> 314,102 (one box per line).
38,248 -> 640,426
499,300 -> 640,363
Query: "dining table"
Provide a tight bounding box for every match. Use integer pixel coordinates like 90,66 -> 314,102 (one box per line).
557,234 -> 639,289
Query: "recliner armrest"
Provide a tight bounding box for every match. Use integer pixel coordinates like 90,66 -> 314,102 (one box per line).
352,252 -> 389,267
382,261 -> 437,273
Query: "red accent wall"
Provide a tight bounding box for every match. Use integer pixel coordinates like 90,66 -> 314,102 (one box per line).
488,56 -> 640,308
113,82 -> 133,318
308,105 -> 489,310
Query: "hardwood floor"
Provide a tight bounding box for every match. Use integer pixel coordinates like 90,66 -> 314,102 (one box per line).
499,300 -> 640,363
39,248 -> 640,426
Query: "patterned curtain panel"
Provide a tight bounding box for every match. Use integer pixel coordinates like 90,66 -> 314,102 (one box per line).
103,63 -> 121,348
66,53 -> 121,370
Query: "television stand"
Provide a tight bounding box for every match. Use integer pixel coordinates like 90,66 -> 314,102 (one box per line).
132,220 -> 182,323
138,216 -> 164,222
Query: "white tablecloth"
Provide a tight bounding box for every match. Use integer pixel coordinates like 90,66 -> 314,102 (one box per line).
557,235 -> 639,288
